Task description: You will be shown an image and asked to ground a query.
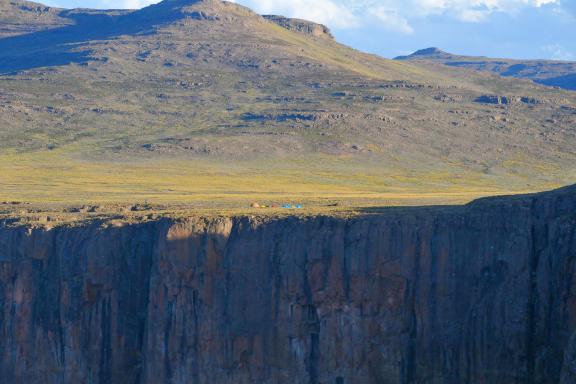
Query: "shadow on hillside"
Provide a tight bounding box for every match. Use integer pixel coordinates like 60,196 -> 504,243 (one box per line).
537,74 -> 576,91
0,1 -> 197,73
355,183 -> 576,216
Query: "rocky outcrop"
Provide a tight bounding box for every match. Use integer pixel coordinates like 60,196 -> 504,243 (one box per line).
0,0 -> 71,38
474,95 -> 544,105
1,185 -> 576,383
264,15 -> 333,39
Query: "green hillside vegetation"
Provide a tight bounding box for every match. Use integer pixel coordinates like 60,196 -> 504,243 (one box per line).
0,0 -> 575,211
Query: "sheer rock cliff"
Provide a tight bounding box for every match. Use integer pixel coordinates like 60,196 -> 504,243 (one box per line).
0,186 -> 575,383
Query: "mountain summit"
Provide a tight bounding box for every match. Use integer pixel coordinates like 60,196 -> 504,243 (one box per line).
0,0 -> 70,37
0,0 -> 574,204
395,47 -> 452,60
396,47 -> 576,90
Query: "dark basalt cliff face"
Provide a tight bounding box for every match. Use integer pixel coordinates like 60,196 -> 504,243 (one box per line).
1,186 -> 576,383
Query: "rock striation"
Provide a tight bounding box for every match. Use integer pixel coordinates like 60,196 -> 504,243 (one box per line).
0,185 -> 576,383
263,15 -> 334,39
474,95 -> 543,105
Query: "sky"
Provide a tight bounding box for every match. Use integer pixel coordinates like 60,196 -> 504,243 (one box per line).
43,0 -> 576,60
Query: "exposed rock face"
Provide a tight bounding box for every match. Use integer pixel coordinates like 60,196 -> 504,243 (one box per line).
474,95 -> 543,105
0,0 -> 71,38
1,186 -> 576,383
264,15 -> 333,38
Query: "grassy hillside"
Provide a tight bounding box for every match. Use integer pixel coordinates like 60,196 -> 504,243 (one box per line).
0,0 -> 575,209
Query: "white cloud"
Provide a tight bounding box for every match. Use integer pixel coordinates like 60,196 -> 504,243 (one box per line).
542,44 -> 575,60
234,0 -> 562,33
369,6 -> 414,34
355,0 -> 561,23
100,0 -> 159,8
231,0 -> 358,28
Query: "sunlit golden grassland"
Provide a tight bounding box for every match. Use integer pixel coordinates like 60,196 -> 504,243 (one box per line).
0,146 -> 571,211
1,0 -> 575,217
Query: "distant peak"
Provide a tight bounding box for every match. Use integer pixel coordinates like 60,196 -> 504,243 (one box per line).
146,0 -> 261,15
131,0 -> 259,23
394,47 -> 453,60
413,47 -> 446,56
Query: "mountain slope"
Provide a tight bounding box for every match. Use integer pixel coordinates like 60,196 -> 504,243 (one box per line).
0,0 -> 575,207
0,0 -> 70,37
396,47 -> 576,91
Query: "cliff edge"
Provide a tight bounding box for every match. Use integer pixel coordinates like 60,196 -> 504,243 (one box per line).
0,185 -> 575,383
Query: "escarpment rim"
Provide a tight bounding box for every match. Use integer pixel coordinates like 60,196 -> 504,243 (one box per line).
1,184 -> 575,228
